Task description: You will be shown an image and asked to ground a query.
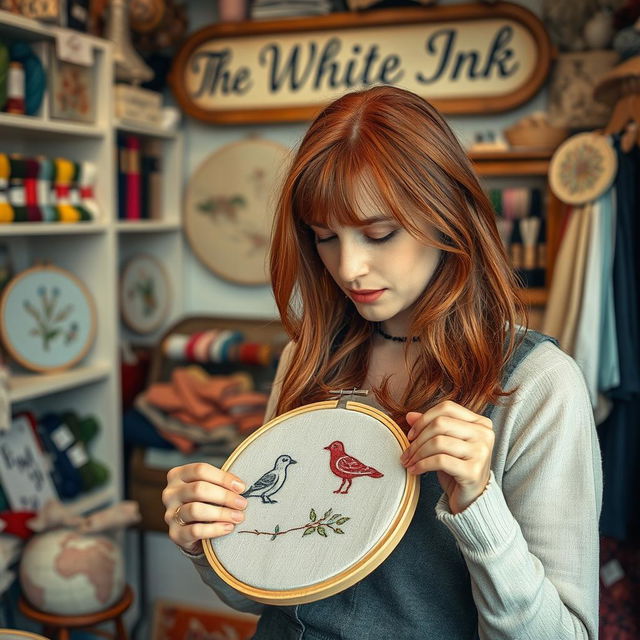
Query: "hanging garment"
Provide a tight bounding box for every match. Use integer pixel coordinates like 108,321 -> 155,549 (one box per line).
597,136 -> 640,540
543,202 -> 592,352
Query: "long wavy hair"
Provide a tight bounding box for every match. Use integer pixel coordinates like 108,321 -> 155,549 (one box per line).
270,85 -> 527,426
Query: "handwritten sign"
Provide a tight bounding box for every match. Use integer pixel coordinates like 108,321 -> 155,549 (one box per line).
169,3 -> 552,124
0,414 -> 58,511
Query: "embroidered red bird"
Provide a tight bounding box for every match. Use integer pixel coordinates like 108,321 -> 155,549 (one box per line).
323,441 -> 384,494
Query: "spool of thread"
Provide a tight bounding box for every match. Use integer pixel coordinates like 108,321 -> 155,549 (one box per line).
520,216 -> 541,272
0,42 -> 9,111
163,334 -> 189,359
0,154 -> 14,223
6,61 -> 25,114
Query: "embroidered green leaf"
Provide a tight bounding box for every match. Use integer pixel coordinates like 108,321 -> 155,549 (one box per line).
327,515 -> 340,524
323,508 -> 332,519
274,524 -> 280,533
317,526 -> 327,537
270,534 -> 277,541
335,528 -> 345,534
303,527 -> 315,537
310,509 -> 317,521
336,517 -> 350,525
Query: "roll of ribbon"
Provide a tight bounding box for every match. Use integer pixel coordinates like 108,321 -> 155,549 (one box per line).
163,334 -> 189,360
9,42 -> 45,116
0,42 -> 9,111
0,153 -> 14,223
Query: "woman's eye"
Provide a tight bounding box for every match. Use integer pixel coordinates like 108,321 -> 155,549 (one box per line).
366,230 -> 397,244
315,235 -> 336,244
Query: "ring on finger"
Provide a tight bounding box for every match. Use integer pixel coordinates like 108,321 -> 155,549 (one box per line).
174,504 -> 187,527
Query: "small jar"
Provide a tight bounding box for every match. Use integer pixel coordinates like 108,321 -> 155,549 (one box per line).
6,61 -> 25,115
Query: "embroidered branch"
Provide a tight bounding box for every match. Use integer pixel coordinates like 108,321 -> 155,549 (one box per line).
238,508 -> 350,541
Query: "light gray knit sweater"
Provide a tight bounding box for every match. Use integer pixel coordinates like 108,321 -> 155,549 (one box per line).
183,340 -> 602,640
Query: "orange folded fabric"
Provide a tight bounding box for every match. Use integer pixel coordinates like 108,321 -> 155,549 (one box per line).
236,412 -> 266,434
172,368 -> 216,420
145,383 -> 183,412
220,391 -> 269,415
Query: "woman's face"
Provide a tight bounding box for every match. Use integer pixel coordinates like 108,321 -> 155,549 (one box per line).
310,185 -> 441,334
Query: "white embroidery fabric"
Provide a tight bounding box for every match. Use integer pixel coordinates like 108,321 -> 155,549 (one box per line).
211,407 -> 407,591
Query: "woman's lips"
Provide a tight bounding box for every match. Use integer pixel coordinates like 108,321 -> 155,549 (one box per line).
348,289 -> 386,303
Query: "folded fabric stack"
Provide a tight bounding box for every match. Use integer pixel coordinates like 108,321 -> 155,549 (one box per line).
135,366 -> 269,454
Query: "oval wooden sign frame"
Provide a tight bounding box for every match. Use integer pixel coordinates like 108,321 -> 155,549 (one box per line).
203,399 -> 420,605
169,2 -> 553,124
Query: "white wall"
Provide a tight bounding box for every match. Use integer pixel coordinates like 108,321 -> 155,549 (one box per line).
140,0 -> 546,628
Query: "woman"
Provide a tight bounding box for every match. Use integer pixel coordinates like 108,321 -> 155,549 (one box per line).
162,85 -> 602,639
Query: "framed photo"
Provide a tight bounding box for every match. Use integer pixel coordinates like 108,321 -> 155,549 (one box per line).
151,599 -> 257,640
49,54 -> 95,123
119,253 -> 171,335
0,264 -> 97,373
184,139 -> 290,285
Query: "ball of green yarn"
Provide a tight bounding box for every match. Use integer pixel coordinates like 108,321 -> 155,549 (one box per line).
0,42 -> 8,111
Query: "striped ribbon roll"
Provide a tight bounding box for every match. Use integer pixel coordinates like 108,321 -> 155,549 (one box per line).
8,155 -> 28,222
71,161 -> 92,221
79,161 -> 99,220
0,153 -> 14,223
25,157 -> 43,221
38,156 -> 58,222
55,157 -> 81,222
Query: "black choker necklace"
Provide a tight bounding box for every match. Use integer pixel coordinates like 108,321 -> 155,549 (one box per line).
375,323 -> 419,343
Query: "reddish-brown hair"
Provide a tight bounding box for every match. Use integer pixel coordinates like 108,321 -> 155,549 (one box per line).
270,85 -> 527,426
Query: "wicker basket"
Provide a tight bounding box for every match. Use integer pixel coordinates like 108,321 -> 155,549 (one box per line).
504,121 -> 569,150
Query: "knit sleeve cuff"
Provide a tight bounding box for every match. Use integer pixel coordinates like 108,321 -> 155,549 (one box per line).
434,471 -> 519,559
178,545 -> 208,565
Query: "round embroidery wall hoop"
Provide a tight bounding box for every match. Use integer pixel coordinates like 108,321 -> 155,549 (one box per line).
203,399 -> 420,605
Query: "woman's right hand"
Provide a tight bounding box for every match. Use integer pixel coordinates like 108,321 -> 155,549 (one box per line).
162,462 -> 248,555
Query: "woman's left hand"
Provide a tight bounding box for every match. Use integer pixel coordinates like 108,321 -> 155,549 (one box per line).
402,400 -> 494,515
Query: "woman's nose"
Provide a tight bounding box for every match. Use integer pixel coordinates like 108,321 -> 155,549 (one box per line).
338,241 -> 369,283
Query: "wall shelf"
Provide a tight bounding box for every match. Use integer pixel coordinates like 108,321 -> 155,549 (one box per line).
9,362 -> 113,403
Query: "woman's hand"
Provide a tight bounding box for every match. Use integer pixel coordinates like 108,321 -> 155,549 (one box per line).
402,400 -> 494,515
162,463 -> 248,555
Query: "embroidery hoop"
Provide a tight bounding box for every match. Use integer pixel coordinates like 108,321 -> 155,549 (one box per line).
203,394 -> 420,605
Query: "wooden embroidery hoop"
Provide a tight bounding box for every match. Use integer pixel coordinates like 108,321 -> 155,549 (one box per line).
203,392 -> 420,605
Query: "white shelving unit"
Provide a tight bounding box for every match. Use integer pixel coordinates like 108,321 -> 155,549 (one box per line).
0,10 -> 183,516
115,120 -> 184,346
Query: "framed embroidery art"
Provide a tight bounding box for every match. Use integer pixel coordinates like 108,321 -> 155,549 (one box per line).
119,253 -> 171,335
203,394 -> 419,605
0,264 -> 96,372
184,138 -> 290,285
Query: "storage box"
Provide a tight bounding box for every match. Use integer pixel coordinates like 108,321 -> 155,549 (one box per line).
115,84 -> 162,126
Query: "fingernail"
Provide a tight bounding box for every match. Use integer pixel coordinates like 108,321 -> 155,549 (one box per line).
234,496 -> 248,509
231,511 -> 244,523
231,480 -> 245,493
223,523 -> 234,532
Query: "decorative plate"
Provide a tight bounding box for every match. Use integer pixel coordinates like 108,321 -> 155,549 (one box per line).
204,397 -> 419,605
119,253 -> 171,335
549,132 -> 617,205
0,264 -> 96,372
184,139 -> 291,285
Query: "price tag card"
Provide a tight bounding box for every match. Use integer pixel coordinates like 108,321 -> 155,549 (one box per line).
55,30 -> 94,67
0,414 -> 58,511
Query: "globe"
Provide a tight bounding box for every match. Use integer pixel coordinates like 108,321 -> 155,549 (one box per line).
19,528 -> 125,615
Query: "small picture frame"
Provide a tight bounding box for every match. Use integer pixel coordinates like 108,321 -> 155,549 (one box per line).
49,54 -> 95,123
119,253 -> 171,335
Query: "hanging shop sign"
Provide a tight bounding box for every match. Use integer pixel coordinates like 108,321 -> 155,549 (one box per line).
169,3 -> 553,124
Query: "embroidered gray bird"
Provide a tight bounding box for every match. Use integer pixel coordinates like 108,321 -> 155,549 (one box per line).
241,454 -> 297,503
